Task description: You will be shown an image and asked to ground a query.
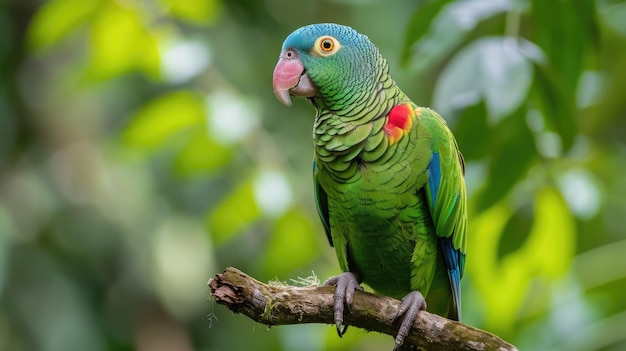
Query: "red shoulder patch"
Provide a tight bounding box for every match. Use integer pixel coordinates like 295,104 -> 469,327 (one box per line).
384,104 -> 414,145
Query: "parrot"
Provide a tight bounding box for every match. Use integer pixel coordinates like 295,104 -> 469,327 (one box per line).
272,23 -> 467,350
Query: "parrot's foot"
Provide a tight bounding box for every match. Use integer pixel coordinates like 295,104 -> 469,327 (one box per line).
323,272 -> 364,337
392,291 -> 427,351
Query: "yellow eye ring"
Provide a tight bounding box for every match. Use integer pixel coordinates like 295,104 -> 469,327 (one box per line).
313,36 -> 341,56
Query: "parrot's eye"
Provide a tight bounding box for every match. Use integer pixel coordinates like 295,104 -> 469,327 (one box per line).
321,38 -> 333,51
313,36 -> 341,56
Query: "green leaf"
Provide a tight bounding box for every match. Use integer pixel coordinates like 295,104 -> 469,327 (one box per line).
87,3 -> 160,79
497,201 -> 533,261
161,0 -> 221,24
26,0 -> 102,50
404,0 -> 511,73
531,60 -> 577,152
123,91 -> 205,151
476,107 -> 537,211
468,187 -> 576,334
207,181 -> 261,244
525,187 -> 576,278
450,101 -> 491,161
401,0 -> 454,66
260,209 -> 318,277
433,37 -> 534,124
174,131 -> 232,176
467,200 -> 522,334
527,0 -> 597,152
600,2 -> 626,37
531,0 -> 598,89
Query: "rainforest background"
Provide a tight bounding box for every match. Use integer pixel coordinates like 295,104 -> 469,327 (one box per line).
1,0 -> 625,350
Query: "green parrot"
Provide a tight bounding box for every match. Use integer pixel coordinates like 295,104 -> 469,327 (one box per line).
272,23 -> 467,350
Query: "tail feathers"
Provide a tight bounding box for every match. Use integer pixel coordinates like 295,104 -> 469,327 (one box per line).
447,268 -> 462,321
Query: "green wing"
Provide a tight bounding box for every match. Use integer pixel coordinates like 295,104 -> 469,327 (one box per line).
313,160 -> 332,247
421,108 -> 467,320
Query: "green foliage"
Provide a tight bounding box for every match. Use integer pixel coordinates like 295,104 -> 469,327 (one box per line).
1,0 -> 625,350
26,0 -> 102,50
124,91 -> 205,150
208,180 -> 261,244
161,0 -> 221,24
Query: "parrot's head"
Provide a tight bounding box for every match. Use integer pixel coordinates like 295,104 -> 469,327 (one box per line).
272,23 -> 383,108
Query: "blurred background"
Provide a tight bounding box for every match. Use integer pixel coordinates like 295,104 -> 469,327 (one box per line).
0,0 -> 625,350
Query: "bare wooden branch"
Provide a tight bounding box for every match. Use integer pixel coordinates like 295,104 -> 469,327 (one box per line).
208,267 -> 518,351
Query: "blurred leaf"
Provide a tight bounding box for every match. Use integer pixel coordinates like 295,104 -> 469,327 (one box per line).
88,3 -> 160,79
0,204 -> 14,295
451,101 -> 491,161
207,180 -> 261,244
531,60 -> 577,152
123,91 -> 205,151
468,200 -> 523,334
404,0 -> 511,73
162,0 -> 221,24
261,208 -> 318,277
174,130 -> 232,176
476,107 -> 536,211
433,36 -> 533,123
600,2 -> 626,37
524,187 -> 576,278
498,201 -> 533,261
531,0 -> 598,89
26,0 -> 101,50
469,187 -> 576,334
529,0 -> 599,150
480,39 -> 533,123
401,0 -> 454,66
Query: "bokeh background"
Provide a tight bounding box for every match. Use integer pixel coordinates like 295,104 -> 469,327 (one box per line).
1,0 -> 625,350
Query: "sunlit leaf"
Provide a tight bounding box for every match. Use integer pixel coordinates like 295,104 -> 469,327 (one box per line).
124,91 -> 205,151
469,187 -> 576,334
524,187 -> 576,278
161,0 -> 221,24
433,37 -> 533,123
174,131 -> 232,177
468,200 -> 523,334
260,208 -> 318,277
207,181 -> 261,244
88,3 -> 160,79
27,0 -> 101,50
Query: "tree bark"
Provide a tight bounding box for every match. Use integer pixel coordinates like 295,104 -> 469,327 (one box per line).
208,267 -> 518,351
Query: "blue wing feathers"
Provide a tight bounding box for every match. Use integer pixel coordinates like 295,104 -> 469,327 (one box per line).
440,237 -> 463,321
428,153 -> 441,206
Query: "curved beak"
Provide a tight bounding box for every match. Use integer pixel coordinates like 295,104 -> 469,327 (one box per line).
272,50 -> 317,106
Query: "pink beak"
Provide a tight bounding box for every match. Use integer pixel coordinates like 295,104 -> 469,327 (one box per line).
272,50 -> 317,106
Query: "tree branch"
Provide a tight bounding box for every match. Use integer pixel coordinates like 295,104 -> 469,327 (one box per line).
208,267 -> 518,351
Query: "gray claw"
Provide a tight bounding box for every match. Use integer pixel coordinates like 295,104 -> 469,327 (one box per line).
323,272 -> 363,337
393,291 -> 427,350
